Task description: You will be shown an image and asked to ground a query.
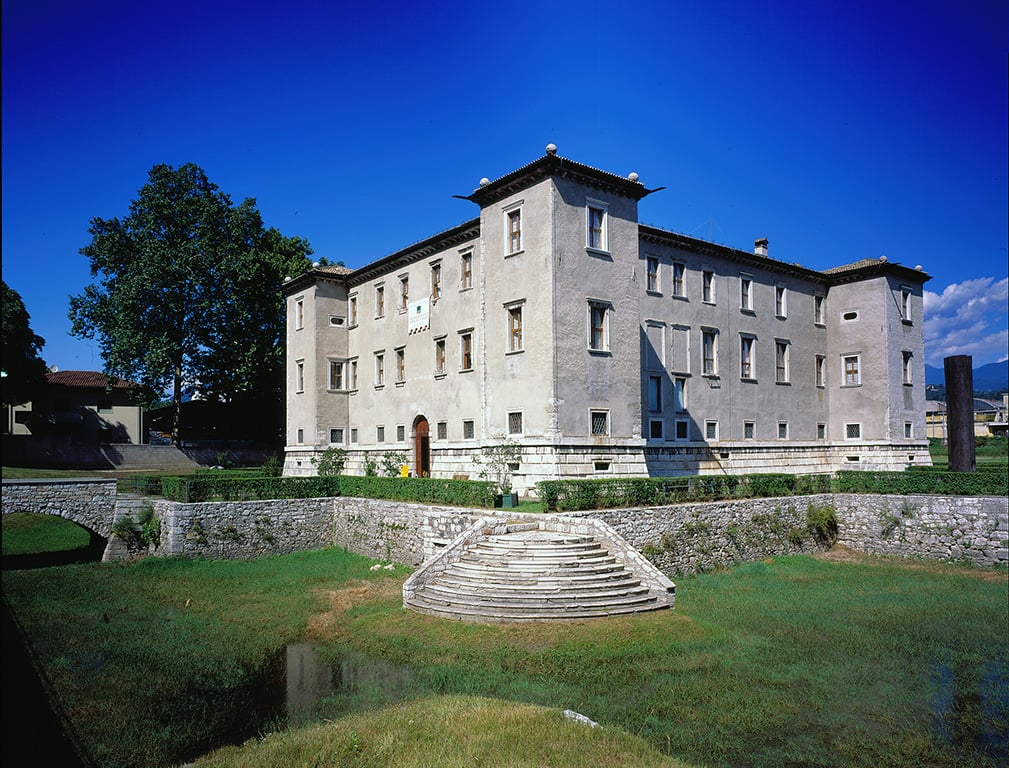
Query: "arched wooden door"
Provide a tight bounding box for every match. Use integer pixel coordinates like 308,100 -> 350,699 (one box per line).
413,416 -> 430,477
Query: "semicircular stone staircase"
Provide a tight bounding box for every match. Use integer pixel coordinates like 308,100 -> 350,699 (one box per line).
403,518 -> 675,623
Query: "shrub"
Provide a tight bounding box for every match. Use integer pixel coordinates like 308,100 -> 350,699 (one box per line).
313,446 -> 347,476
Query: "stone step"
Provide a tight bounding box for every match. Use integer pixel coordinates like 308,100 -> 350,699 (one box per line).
404,594 -> 664,623
447,559 -> 624,578
474,542 -> 605,557
407,589 -> 658,612
431,572 -> 643,591
421,581 -> 652,604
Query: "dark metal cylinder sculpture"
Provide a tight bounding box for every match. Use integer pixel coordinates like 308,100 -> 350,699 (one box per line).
943,355 -> 975,472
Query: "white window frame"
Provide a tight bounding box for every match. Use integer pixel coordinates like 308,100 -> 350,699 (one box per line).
817,423 -> 826,440
460,250 -> 474,291
375,283 -> 385,318
646,256 -> 660,293
672,262 -> 686,298
740,335 -> 755,380
504,201 -> 523,256
374,351 -> 385,387
673,377 -> 687,413
397,424 -> 406,443
814,294 -> 825,326
506,301 -> 524,353
775,285 -> 787,318
463,419 -> 475,439
434,336 -> 447,376
377,425 -> 385,443
395,346 -> 406,384
815,354 -> 826,388
740,275 -> 753,311
294,297 -> 305,330
702,328 -> 719,376
349,294 -> 358,327
459,329 -> 474,371
900,286 -> 912,323
508,411 -> 523,435
430,260 -> 442,301
588,300 -> 611,353
649,418 -> 664,441
702,270 -> 715,304
586,198 -> 609,253
902,350 -> 913,385
329,428 -> 345,445
399,273 -> 409,312
295,359 -> 305,393
743,420 -> 755,440
845,422 -> 862,440
775,340 -> 790,384
328,359 -> 346,391
705,420 -> 719,441
904,421 -> 913,439
348,358 -> 358,391
778,421 -> 789,439
437,421 -> 448,440
590,409 -> 610,436
842,354 -> 861,387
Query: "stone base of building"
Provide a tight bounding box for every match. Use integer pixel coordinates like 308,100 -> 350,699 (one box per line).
283,440 -> 932,496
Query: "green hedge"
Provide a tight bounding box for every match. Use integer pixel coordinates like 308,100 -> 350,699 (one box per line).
832,470 -> 1007,497
538,473 -> 834,512
336,476 -> 497,508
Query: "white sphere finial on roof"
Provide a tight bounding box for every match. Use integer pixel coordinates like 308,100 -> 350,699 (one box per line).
546,143 -> 557,155
479,177 -> 490,187
915,264 -> 923,271
312,261 -> 320,268
628,172 -> 639,182
879,255 -> 887,262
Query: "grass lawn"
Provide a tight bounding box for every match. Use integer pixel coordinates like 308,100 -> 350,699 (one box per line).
3,540 -> 1006,768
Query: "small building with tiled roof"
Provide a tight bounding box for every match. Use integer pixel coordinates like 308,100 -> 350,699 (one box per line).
7,370 -> 147,444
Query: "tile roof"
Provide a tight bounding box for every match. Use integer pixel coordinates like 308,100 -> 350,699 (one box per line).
45,370 -> 138,389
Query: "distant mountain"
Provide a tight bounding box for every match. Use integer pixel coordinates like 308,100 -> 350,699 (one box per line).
925,361 -> 1008,393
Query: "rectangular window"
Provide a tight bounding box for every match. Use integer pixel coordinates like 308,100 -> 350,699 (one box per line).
295,360 -> 305,392
397,425 -> 405,442
395,348 -> 405,383
460,332 -> 473,370
902,351 -> 912,385
702,329 -> 718,376
587,202 -> 607,251
374,352 -> 385,387
817,423 -> 826,440
648,375 -> 662,412
702,270 -> 715,303
377,425 -> 385,443
775,285 -> 787,318
330,428 -> 344,445
435,337 -> 446,375
900,286 -> 912,322
295,298 -> 305,330
329,360 -> 344,390
649,419 -> 664,440
705,420 -> 719,440
437,421 -> 447,440
461,251 -> 473,290
814,295 -> 825,325
349,295 -> 358,326
672,262 -> 685,297
588,302 -> 609,352
740,336 -> 754,379
775,340 -> 790,384
508,305 -> 523,352
646,256 -> 659,292
296,428 -> 304,444
399,275 -> 409,311
506,207 -> 522,254
590,410 -> 609,436
673,377 -> 686,412
778,421 -> 788,439
843,354 -> 861,386
348,359 -> 358,390
815,355 -> 826,388
740,276 -> 752,311
375,284 -> 385,318
508,412 -> 523,435
431,262 -> 442,300
743,421 -> 755,440
351,428 -> 358,444
904,422 -> 913,438
674,420 -> 689,441
845,423 -> 862,440
463,419 -> 475,439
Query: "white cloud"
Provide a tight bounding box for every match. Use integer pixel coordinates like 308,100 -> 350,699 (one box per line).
924,277 -> 1009,366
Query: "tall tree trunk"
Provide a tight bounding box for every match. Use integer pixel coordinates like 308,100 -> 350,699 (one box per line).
172,359 -> 183,447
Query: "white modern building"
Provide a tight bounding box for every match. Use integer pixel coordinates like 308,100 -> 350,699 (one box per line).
283,147 -> 931,493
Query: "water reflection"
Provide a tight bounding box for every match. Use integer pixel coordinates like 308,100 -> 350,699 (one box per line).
932,660 -> 1008,762
281,642 -> 415,727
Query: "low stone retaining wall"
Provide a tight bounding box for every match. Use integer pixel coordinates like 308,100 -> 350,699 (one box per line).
832,494 -> 1008,566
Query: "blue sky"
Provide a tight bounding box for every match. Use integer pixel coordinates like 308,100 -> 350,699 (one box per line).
3,0 -> 1007,371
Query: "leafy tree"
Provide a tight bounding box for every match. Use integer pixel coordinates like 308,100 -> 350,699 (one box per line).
2,280 -> 48,406
69,163 -> 314,445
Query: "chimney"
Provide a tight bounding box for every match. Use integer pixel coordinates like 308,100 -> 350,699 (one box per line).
754,238 -> 768,257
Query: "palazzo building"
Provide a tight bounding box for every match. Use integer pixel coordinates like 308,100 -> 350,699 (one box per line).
283,147 -> 931,492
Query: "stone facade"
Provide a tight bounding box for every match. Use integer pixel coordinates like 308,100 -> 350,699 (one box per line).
282,148 -> 931,492
1,479 -> 118,537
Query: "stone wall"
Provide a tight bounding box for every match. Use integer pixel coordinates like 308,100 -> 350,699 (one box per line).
832,493 -> 1008,566
1,478 -> 118,537
153,497 -> 335,559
